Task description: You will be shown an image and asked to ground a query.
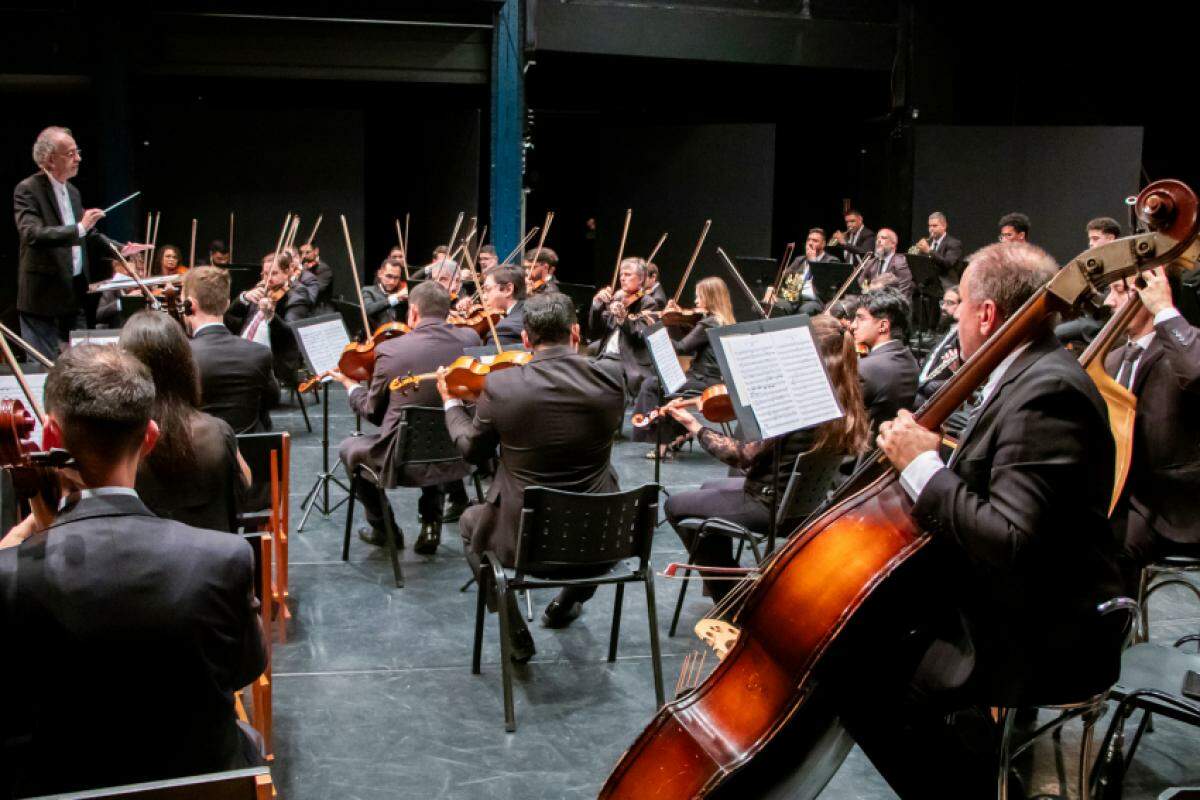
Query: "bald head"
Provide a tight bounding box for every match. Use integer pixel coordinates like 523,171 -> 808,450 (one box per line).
956,241 -> 1057,358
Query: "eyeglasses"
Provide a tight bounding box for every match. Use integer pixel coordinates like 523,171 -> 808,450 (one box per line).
939,299 -> 959,308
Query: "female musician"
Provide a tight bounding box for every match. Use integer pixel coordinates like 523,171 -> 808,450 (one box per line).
118,310 -> 251,532
633,276 -> 737,459
662,314 -> 870,602
153,244 -> 184,275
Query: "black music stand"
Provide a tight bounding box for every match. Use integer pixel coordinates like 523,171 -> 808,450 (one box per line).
810,261 -> 854,305
904,254 -> 944,335
291,314 -> 354,531
645,323 -> 689,485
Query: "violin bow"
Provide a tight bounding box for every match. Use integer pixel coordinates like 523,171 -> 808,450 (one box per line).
395,218 -> 410,281
271,213 -> 292,274
826,254 -> 874,309
764,241 -> 796,317
460,232 -> 505,352
500,227 -> 540,267
529,211 -> 554,271
147,211 -> 161,278
0,324 -> 54,370
403,213 -> 411,267
0,327 -> 46,425
228,212 -> 235,263
716,247 -> 767,318
645,231 -> 669,276
305,214 -> 323,247
340,215 -> 374,339
610,209 -> 633,291
435,212 -> 466,274
188,218 -> 198,272
671,220 -> 712,305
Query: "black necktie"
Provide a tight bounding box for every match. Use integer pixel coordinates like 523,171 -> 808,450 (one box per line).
1116,344 -> 1144,390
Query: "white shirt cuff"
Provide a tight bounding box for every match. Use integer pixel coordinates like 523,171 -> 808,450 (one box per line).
1154,307 -> 1182,326
899,449 -> 946,502
347,384 -> 363,397
388,295 -> 400,307
443,398 -> 464,411
76,222 -> 86,237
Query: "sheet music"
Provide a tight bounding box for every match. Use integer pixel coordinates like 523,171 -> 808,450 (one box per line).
0,373 -> 47,444
68,330 -> 122,347
646,326 -> 687,395
295,317 -> 351,376
722,326 -> 842,439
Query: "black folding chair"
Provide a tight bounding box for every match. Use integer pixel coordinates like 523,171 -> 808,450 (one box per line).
668,447 -> 844,637
472,484 -> 665,732
342,406 -> 482,588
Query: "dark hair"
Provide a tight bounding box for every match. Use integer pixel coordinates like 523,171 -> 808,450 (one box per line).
486,263 -> 527,301
183,266 -> 232,316
645,261 -> 660,279
532,247 -> 557,268
860,287 -> 910,336
118,311 -> 202,477
998,212 -> 1031,236
379,257 -> 404,272
844,209 -> 862,219
808,314 -> 870,456
1087,216 -> 1121,238
479,245 -> 497,257
432,245 -> 450,257
262,250 -> 293,270
807,227 -> 827,240
523,291 -> 576,345
45,344 -> 155,465
152,245 -> 183,275
409,280 -> 451,320
827,294 -> 861,321
208,239 -> 229,256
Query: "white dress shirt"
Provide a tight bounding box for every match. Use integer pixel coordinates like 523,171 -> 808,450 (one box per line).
45,170 -> 84,276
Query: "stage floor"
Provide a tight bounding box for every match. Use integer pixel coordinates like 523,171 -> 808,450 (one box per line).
268,388 -> 1200,799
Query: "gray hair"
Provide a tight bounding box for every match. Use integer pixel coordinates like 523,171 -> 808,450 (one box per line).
962,241 -> 1057,319
928,211 -> 948,225
33,126 -> 71,168
619,256 -> 646,280
429,260 -> 458,281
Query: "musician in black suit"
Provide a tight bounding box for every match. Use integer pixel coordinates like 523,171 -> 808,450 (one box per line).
0,345 -> 266,796
914,211 -> 964,288
225,251 -> 319,382
299,241 -> 335,314
333,281 -> 481,553
361,257 -> 409,330
851,288 -> 919,433
483,263 -> 527,347
764,227 -> 835,316
1103,267 -> 1200,583
644,260 -> 670,307
183,266 -> 279,433
525,246 -> 560,296
442,292 -> 625,661
830,208 -> 876,263
860,228 -> 914,301
848,242 -> 1124,797
590,257 -> 663,398
13,126 -> 119,359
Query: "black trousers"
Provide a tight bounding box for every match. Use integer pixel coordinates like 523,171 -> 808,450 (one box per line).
664,477 -> 768,603
356,479 -> 468,533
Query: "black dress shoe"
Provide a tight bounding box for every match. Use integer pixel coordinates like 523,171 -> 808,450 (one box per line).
358,526 -> 404,549
509,625 -> 536,664
413,521 -> 442,555
443,499 -> 470,524
541,599 -> 583,629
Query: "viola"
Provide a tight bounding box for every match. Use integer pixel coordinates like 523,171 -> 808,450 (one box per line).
448,305 -> 506,337
599,179 -> 1200,799
337,321 -> 412,383
631,384 -> 734,428
0,399 -> 73,530
388,351 -> 532,399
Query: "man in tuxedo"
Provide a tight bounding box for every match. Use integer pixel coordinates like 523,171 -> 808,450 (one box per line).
484,263 -> 527,347
861,228 -> 914,301
226,251 -> 319,382
765,227 -> 835,316
1104,266 -> 1200,584
441,292 -> 625,661
362,257 -> 409,329
848,242 -> 1124,797
333,281 -> 481,553
183,266 -> 279,433
590,257 -> 662,399
915,211 -> 964,289
830,208 -> 876,264
851,288 -> 919,433
13,126 -> 117,359
0,345 -> 266,796
525,246 -> 560,296
644,261 -> 669,306
298,240 -> 334,314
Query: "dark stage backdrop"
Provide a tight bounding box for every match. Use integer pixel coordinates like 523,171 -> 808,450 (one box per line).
528,121 -> 775,306
912,126 -> 1144,265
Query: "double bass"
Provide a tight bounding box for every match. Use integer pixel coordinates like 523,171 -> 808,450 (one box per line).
599,179 -> 1200,798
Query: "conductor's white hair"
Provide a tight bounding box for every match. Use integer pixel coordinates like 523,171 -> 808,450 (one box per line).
33,126 -> 71,168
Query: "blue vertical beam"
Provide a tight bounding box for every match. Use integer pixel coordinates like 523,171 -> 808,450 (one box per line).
490,0 -> 524,257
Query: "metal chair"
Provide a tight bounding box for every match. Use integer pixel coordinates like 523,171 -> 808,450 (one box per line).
1136,555 -> 1200,643
668,447 -> 844,637
472,484 -> 665,732
1091,634 -> 1200,799
341,406 -> 482,587
996,597 -> 1141,800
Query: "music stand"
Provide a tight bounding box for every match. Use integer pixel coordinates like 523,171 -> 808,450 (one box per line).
644,322 -> 689,484
332,297 -> 368,340
291,313 -> 354,530
810,261 -> 854,305
68,330 -> 122,348
903,254 -> 944,335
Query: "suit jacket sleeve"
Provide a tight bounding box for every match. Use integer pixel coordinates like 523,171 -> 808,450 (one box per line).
13,180 -> 83,248
257,347 -> 280,411
930,238 -> 963,273
912,374 -> 1098,570
348,351 -> 393,427
361,285 -> 390,319
445,390 -> 500,465
1155,314 -> 1200,393
892,255 -> 914,297
624,295 -> 662,338
218,541 -> 268,691
674,317 -> 713,355
282,273 -> 320,321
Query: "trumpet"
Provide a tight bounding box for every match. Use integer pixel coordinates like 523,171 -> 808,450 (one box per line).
908,238 -> 929,255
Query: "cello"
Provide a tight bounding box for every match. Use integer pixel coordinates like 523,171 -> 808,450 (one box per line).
599,179 -> 1200,799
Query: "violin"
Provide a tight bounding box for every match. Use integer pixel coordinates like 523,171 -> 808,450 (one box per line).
599,179 -> 1200,799
389,351 -> 532,399
448,305 -> 506,337
658,307 -> 704,330
337,320 -> 412,383
617,288 -> 645,308
631,384 -> 733,428
0,401 -> 73,532
526,276 -> 548,295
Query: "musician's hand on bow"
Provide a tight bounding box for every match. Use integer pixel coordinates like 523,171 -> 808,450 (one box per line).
0,513 -> 42,550
328,370 -> 357,392
608,300 -> 628,322
594,287 -> 614,306
664,299 -> 683,314
1134,266 -> 1174,316
244,285 -> 266,304
664,401 -> 704,435
877,410 -> 940,472
435,366 -> 456,403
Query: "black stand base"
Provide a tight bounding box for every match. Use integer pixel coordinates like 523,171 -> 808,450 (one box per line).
297,381 -> 351,531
